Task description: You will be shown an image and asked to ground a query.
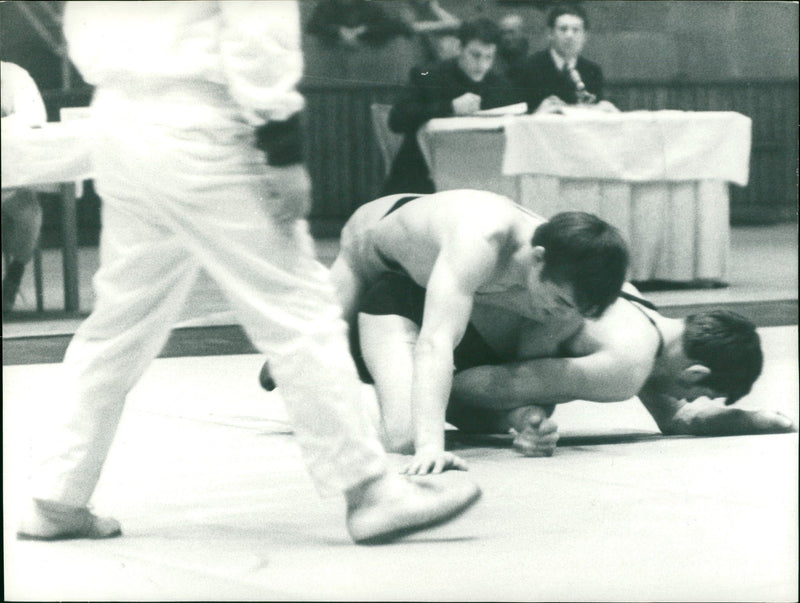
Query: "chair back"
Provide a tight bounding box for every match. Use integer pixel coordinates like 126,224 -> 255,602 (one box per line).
370,103 -> 403,176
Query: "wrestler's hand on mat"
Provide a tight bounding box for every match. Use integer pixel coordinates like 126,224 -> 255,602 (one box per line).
753,410 -> 797,433
509,414 -> 559,457
402,446 -> 469,475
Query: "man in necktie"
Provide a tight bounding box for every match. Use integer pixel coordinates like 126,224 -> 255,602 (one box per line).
515,4 -> 616,114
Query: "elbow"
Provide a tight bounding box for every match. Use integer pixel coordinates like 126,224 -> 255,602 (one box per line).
599,366 -> 649,402
659,418 -> 690,436
592,379 -> 642,403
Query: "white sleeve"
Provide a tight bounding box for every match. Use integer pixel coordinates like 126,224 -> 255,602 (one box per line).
1,63 -> 47,129
218,0 -> 306,125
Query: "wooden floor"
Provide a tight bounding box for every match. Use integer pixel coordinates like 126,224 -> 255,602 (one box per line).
3,326 -> 797,601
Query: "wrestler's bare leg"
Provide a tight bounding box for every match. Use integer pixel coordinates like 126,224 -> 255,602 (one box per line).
358,312 -> 418,453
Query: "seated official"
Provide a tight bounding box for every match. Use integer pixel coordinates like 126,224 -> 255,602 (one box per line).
516,4 -> 617,115
383,18 -> 519,195
1,61 -> 47,313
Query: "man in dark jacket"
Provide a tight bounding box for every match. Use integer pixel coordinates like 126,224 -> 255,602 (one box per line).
383,18 -> 518,195
517,4 -> 616,114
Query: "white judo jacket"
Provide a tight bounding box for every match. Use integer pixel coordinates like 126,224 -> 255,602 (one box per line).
63,0 -> 305,126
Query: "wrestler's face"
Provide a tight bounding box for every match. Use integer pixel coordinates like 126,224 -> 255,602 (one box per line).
657,364 -> 720,403
458,40 -> 497,82
526,265 -> 578,320
549,13 -> 586,62
662,381 -> 721,404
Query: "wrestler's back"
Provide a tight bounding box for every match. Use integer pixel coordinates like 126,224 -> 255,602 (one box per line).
372,190 -> 545,288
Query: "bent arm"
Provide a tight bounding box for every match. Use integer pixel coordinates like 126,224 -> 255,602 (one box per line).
451,350 -> 648,409
640,387 -> 798,436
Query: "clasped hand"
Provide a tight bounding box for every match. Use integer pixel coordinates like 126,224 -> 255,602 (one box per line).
508,412 -> 559,457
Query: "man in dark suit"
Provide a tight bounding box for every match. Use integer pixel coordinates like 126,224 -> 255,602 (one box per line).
382,18 -> 517,195
518,4 -> 617,114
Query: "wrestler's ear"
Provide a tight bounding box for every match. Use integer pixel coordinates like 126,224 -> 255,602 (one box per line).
680,364 -> 711,383
531,245 -> 546,265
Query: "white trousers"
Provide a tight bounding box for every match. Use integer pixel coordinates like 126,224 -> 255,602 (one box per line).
29,84 -> 386,506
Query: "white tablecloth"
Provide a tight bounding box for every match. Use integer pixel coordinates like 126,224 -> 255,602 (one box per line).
2,121 -> 94,312
502,110 -> 751,184
418,111 -> 753,283
2,121 -> 93,189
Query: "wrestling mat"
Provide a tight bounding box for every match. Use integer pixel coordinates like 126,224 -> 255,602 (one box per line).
4,326 -> 797,601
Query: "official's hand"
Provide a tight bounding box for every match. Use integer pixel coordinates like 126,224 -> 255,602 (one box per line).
452,92 -> 482,115
534,95 -> 567,115
509,414 -> 559,457
402,446 -> 469,475
266,163 -> 312,222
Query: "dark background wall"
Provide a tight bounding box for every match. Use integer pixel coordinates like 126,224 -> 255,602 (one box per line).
300,0 -> 799,85
2,1 -> 797,243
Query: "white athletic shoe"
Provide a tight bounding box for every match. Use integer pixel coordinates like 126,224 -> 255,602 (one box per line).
346,471 -> 481,544
16,499 -> 122,541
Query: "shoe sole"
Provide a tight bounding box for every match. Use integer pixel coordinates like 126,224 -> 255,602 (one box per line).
354,488 -> 482,545
16,527 -> 122,541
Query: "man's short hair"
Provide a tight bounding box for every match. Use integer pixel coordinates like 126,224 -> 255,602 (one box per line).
547,3 -> 589,29
458,18 -> 501,47
531,212 -> 628,318
682,311 -> 763,404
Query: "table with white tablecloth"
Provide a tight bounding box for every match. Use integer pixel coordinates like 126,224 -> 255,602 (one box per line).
418,110 -> 752,284
2,121 -> 94,311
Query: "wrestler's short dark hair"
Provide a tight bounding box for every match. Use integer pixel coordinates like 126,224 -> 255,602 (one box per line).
547,3 -> 589,29
531,212 -> 628,318
683,310 -> 763,404
458,18 -> 501,47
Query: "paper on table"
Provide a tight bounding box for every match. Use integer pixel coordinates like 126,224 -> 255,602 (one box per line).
474,102 -> 528,116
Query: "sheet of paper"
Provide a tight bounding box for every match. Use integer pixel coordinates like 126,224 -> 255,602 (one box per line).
473,102 -> 528,116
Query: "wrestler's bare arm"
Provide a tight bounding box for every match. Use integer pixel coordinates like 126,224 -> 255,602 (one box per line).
451,301 -> 653,409
638,387 -> 797,436
404,230 -> 504,475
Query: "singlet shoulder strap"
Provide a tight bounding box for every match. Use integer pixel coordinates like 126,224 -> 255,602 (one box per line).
619,290 -> 658,311
621,291 -> 664,358
382,195 -> 423,218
